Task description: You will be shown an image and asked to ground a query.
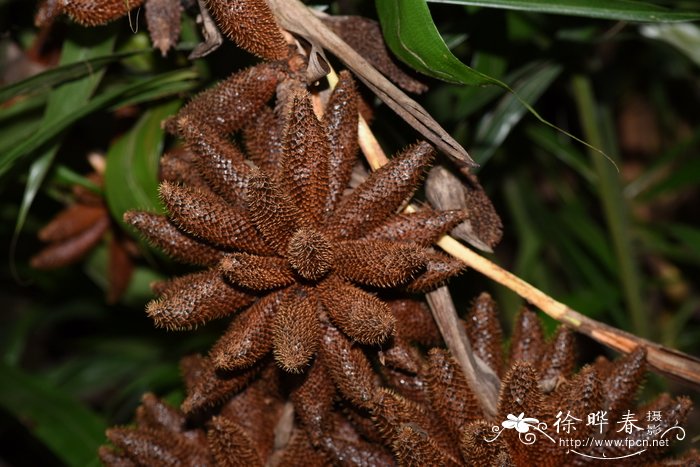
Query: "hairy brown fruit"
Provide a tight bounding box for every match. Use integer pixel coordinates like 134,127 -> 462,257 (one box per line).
124,211 -> 224,266
510,307 -> 545,364
427,348 -> 482,437
128,69 -> 461,379
169,63 -> 282,138
464,292 -> 504,376
206,0 -> 288,60
272,287 -> 320,373
146,0 -> 182,56
322,15 -> 428,94
38,0 -> 145,27
31,167 -> 135,303
320,324 -> 377,409
209,290 -> 282,370
320,277 -> 395,345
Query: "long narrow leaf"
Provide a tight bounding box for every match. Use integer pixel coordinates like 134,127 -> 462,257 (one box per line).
428,0 -> 700,22
0,363 -> 106,467
472,62 -> 562,165
0,49 -> 146,104
105,100 -> 180,228
573,76 -> 648,338
11,25 -> 117,274
376,0 -> 609,161
0,69 -> 198,179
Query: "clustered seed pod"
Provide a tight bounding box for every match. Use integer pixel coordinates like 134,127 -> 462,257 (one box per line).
29,2 -> 698,465
30,166 -> 137,303
34,0 -> 289,58
101,294 -> 699,465
127,62 -> 465,375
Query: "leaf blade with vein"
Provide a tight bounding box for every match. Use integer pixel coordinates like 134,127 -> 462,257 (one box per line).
0,363 -> 107,467
428,0 -> 700,23
105,100 -> 180,229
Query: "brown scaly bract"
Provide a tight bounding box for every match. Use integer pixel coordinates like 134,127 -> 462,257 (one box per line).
322,15 -> 428,94
126,63 -> 466,375
375,293 -> 699,466
30,167 -> 136,303
101,293 -> 699,465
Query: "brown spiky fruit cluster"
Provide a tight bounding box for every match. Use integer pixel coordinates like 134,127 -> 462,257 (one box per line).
30,163 -> 137,303
100,294 -> 698,466
126,62 -> 466,375
375,294 -> 699,466
34,0 -> 289,58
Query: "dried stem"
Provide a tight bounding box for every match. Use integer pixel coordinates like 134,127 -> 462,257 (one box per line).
438,236 -> 700,387
347,75 -> 700,389
266,0 -> 475,166
274,0 -> 700,391
426,287 -> 500,417
189,0 -> 223,59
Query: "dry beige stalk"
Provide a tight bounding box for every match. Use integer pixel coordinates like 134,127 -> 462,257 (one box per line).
345,70 -> 700,389
265,0 -> 475,167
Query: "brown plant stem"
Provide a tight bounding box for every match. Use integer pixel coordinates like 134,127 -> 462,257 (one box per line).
438,236 -> 700,387
426,287 -> 500,417
347,73 -> 700,389
266,0 -> 475,167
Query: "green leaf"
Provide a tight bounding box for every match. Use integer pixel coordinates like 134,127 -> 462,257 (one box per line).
0,363 -> 107,467
376,0 -> 504,86
641,23 -> 700,66
10,25 -> 117,278
526,124 -> 597,185
472,62 -> 562,165
572,76 -> 648,338
52,165 -> 103,194
427,0 -> 700,22
0,94 -> 45,123
0,69 -> 197,180
667,224 -> 700,259
0,49 -> 146,104
105,100 -> 180,229
376,0 -> 611,162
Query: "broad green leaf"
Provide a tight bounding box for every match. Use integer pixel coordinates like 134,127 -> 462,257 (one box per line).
377,0 -> 609,160
105,100 -> 180,229
472,62 -> 562,165
0,49 -> 146,104
428,0 -> 700,22
0,363 -> 106,467
376,0 -> 503,85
